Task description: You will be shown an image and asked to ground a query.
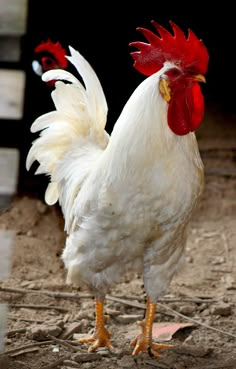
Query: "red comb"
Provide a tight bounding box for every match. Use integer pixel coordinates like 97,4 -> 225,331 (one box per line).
129,20 -> 209,76
34,39 -> 68,69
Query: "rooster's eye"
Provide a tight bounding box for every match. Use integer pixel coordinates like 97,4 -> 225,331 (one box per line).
41,57 -> 58,71
44,58 -> 53,66
166,68 -> 181,79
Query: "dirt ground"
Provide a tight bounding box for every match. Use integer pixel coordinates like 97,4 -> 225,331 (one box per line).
0,104 -> 236,369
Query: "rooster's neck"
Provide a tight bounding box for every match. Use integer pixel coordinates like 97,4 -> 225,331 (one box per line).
103,69 -> 203,180
105,72 -> 178,163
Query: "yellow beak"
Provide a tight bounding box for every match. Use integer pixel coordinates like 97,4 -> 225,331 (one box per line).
194,74 -> 206,83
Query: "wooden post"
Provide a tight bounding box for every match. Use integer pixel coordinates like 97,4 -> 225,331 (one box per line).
0,151 -> 19,356
0,0 -> 28,61
0,0 -> 28,356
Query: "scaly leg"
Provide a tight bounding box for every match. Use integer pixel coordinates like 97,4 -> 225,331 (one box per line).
78,298 -> 113,352
131,297 -> 172,358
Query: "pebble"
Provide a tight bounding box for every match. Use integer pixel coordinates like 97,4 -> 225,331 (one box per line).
63,359 -> 81,367
59,321 -> 85,339
36,200 -> 48,214
223,275 -> 236,290
203,318 -> 212,326
183,334 -> 195,344
174,363 -> 186,369
81,363 -> 95,369
198,302 -> 208,312
175,343 -> 212,357
96,347 -> 110,356
62,313 -> 71,323
211,302 -> 232,316
186,255 -> 193,263
76,310 -> 94,320
179,304 -> 196,316
200,308 -> 210,316
73,333 -> 90,341
80,301 -> 94,310
211,256 -> 225,265
117,357 -> 135,368
27,324 -> 63,341
26,229 -> 34,237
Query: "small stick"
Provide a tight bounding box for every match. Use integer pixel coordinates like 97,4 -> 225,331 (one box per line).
8,315 -> 45,324
9,303 -> 68,313
0,340 -> 53,356
46,334 -> 79,353
106,295 -> 146,309
6,328 -> 26,336
0,286 -> 92,299
10,347 -> 40,357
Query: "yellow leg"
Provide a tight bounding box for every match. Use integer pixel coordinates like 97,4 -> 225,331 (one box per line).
131,297 -> 172,358
78,298 -> 113,352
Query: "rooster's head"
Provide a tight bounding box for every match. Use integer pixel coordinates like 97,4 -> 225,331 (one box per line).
32,39 -> 68,87
130,21 -> 209,136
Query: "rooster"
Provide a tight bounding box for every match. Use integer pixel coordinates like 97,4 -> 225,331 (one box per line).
26,20 -> 209,358
32,39 -> 68,87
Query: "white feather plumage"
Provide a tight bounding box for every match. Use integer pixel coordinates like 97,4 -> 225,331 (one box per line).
27,47 -> 109,210
26,47 -> 204,302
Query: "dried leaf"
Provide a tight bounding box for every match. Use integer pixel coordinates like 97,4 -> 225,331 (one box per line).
124,321 -> 194,342
152,322 -> 194,341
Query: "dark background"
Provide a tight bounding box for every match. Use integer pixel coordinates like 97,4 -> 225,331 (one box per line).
23,4 -> 236,118
8,2 -> 236,194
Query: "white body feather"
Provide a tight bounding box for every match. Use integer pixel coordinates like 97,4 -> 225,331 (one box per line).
26,47 -> 204,301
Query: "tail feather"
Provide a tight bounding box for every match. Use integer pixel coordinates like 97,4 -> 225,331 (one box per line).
30,111 -> 65,133
26,46 -> 109,210
42,69 -> 80,85
45,182 -> 60,206
26,119 -> 78,174
66,46 -> 108,130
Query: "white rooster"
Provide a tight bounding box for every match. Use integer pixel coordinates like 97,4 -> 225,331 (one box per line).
26,20 -> 209,358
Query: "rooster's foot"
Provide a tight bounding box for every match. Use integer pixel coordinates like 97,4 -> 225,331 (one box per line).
130,321 -> 173,358
78,327 -> 113,352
